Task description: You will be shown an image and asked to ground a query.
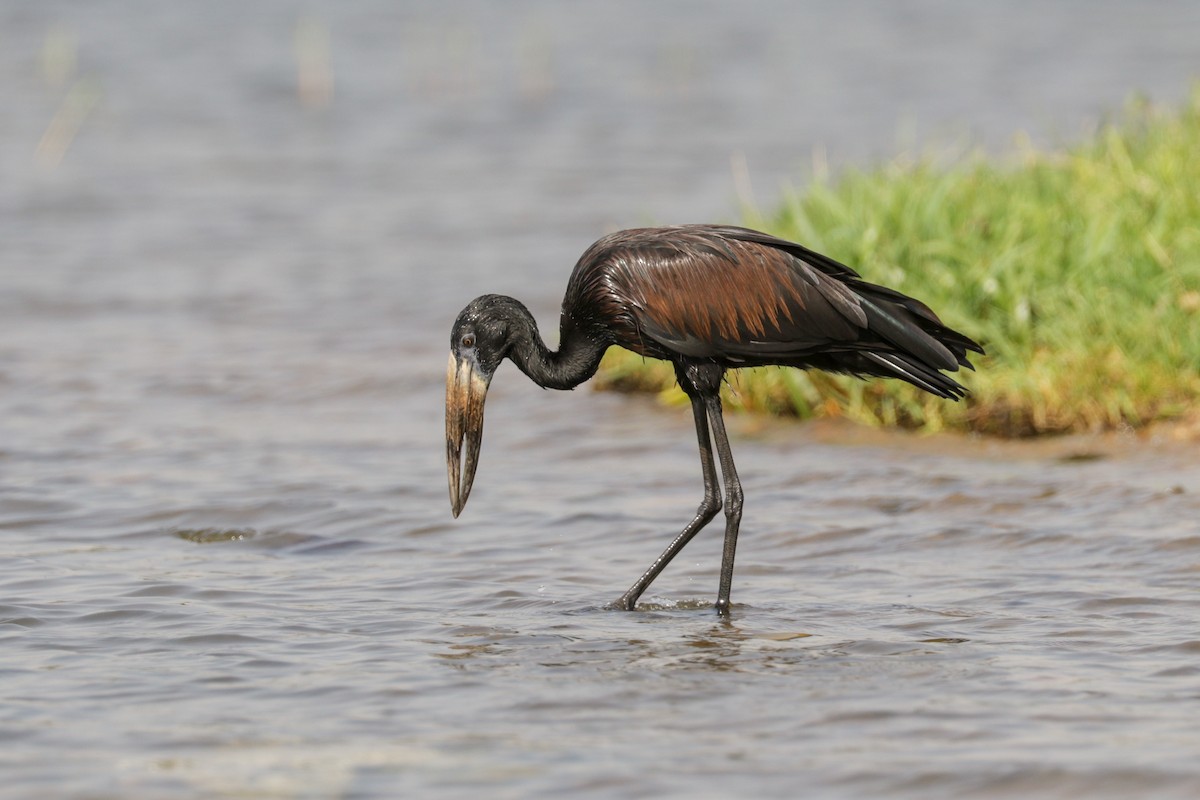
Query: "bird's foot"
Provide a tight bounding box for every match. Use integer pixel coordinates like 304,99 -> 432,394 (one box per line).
613,594 -> 638,612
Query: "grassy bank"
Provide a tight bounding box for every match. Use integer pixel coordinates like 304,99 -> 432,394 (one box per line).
596,88 -> 1200,436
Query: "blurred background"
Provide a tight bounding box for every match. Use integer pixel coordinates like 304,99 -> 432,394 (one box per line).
5,0 -> 1198,449
4,0 -> 1198,468
6,0 -> 1199,318
3,2 -> 1200,797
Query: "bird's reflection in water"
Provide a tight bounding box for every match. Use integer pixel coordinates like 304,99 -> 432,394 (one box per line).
432,598 -> 827,678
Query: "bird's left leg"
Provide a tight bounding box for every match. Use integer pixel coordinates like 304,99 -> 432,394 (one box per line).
704,393 -> 743,616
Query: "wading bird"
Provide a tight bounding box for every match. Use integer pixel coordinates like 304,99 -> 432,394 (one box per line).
446,224 -> 982,614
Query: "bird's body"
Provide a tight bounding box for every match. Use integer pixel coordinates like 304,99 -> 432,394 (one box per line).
447,224 -> 983,614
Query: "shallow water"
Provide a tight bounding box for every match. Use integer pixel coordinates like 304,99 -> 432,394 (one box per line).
4,1 -> 1200,797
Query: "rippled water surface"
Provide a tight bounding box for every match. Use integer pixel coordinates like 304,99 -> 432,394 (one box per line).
4,2 -> 1200,797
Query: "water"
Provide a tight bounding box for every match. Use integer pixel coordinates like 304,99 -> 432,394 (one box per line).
3,1 -> 1200,797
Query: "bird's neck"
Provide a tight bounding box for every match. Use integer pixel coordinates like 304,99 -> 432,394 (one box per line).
508,308 -> 608,391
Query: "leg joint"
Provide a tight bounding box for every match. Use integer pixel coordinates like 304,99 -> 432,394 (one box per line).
724,486 -> 743,518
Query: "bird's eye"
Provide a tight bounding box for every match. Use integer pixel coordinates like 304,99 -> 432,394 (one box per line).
460,334 -> 475,349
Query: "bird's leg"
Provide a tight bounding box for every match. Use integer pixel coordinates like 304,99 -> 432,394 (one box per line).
705,394 -> 743,616
616,393 -> 722,611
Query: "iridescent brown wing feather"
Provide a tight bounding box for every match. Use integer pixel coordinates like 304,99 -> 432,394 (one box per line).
563,224 -> 982,398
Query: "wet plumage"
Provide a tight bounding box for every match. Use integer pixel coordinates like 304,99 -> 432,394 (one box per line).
446,224 -> 983,614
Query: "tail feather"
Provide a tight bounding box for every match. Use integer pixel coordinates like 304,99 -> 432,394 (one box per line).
860,351 -> 969,400
852,280 -> 984,390
858,296 -> 959,372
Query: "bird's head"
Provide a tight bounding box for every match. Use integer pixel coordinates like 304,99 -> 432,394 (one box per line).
445,295 -> 520,517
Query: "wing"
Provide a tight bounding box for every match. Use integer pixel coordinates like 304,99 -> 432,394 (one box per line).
567,225 -> 982,396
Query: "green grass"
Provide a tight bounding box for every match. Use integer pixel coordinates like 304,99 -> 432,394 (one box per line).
596,88 -> 1200,436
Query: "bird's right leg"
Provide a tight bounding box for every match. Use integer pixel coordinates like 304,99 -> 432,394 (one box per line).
615,393 -> 722,611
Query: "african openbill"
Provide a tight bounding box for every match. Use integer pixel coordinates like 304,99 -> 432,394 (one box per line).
446,224 -> 982,614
